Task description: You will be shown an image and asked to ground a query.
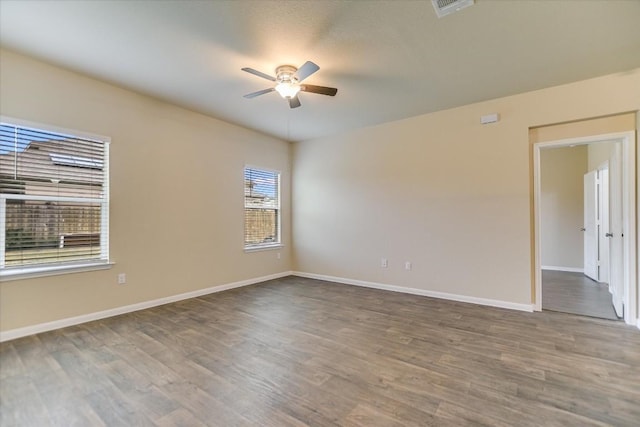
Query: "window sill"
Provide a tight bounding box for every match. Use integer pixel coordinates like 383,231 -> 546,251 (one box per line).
244,244 -> 284,253
0,261 -> 114,282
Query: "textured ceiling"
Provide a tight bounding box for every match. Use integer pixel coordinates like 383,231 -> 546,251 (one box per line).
1,0 -> 639,142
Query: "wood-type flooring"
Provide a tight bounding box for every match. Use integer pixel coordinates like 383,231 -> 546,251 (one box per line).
542,270 -> 619,320
1,276 -> 639,426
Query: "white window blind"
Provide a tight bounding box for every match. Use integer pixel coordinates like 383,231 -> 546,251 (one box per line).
0,121 -> 109,271
244,166 -> 280,248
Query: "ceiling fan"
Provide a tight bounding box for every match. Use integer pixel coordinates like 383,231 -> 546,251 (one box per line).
241,61 -> 338,109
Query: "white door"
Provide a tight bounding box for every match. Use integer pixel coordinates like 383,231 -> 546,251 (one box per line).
609,143 -> 624,317
583,170 -> 598,281
598,166 -> 609,284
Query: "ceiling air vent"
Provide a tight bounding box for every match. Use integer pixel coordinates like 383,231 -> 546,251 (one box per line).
431,0 -> 474,18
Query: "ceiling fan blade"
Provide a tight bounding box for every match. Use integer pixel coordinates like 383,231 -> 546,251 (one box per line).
288,95 -> 301,109
244,87 -> 275,99
300,84 -> 338,96
241,67 -> 276,82
294,61 -> 320,82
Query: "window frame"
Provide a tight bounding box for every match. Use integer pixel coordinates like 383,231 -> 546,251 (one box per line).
0,116 -> 112,280
243,165 -> 282,252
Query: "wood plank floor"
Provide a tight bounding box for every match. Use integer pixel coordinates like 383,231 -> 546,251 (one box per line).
2,276 -> 639,426
542,270 -> 619,320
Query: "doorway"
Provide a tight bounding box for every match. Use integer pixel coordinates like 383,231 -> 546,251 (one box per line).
533,131 -> 637,325
542,270 -> 618,319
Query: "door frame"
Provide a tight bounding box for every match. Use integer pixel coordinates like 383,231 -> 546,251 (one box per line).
533,131 -> 637,326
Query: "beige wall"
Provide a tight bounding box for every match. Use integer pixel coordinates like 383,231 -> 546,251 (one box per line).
529,113 -> 636,144
588,141 -> 618,172
2,47 -> 639,332
540,146 -> 587,270
293,69 -> 640,305
0,49 -> 292,331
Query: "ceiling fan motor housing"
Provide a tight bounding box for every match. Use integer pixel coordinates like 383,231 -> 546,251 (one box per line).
275,65 -> 299,84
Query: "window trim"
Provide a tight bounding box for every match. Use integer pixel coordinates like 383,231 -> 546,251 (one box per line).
0,116 -> 111,280
243,243 -> 284,253
0,261 -> 114,281
243,165 -> 281,250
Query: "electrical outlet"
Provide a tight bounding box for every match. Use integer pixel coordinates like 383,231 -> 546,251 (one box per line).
405,262 -> 412,271
381,258 -> 388,268
277,252 -> 281,260
118,273 -> 126,284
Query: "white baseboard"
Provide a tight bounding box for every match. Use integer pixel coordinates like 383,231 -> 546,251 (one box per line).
0,271 -> 293,343
541,266 -> 584,273
292,271 -> 534,312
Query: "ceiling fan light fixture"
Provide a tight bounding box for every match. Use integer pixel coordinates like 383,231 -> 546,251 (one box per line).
275,82 -> 300,99
242,61 -> 336,108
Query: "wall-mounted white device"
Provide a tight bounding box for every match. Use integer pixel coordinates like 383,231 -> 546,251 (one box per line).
480,113 -> 500,125
432,0 -> 475,18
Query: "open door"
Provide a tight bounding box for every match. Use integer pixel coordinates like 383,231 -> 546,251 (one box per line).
583,170 -> 598,281
597,166 -> 610,285
608,143 -> 624,317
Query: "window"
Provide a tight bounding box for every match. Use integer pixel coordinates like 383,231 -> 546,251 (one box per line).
244,166 -> 280,249
0,120 -> 109,276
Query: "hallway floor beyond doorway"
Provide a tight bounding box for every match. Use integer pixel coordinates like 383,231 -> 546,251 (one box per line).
542,270 -> 619,320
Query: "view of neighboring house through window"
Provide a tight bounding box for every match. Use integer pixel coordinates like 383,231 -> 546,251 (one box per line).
244,166 -> 280,249
0,121 -> 109,272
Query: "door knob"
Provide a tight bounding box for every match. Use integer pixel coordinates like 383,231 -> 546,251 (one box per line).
580,227 -> 586,231
605,233 -> 614,237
